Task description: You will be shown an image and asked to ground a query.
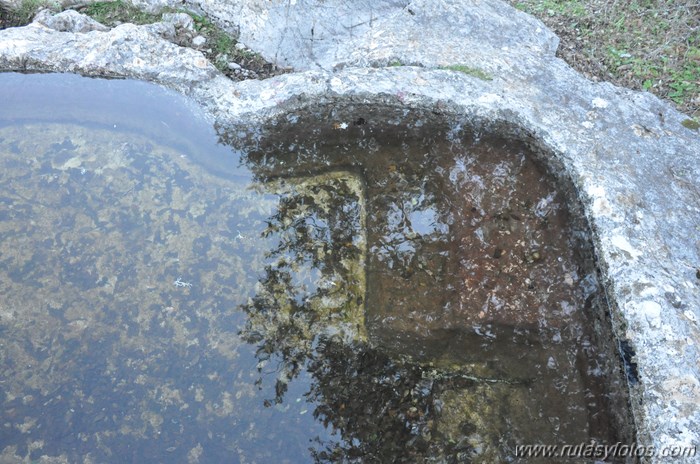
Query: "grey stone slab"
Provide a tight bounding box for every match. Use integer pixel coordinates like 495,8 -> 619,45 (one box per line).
33,8 -> 110,33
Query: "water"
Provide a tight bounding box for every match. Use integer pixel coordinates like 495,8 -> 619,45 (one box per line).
0,73 -> 632,462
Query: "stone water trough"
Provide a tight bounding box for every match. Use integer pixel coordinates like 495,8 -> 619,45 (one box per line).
1,0 -> 699,462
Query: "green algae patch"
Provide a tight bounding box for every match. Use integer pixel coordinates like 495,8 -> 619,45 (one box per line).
439,64 -> 493,81
681,118 -> 699,131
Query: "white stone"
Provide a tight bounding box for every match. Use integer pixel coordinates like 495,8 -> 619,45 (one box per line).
640,301 -> 662,328
611,235 -> 642,259
592,97 -> 609,108
192,35 -> 206,47
589,185 -> 613,217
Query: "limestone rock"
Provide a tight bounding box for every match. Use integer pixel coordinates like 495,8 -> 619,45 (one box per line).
34,8 -> 110,33
191,34 -> 206,47
161,11 -> 195,31
142,20 -> 177,41
0,18 -> 218,93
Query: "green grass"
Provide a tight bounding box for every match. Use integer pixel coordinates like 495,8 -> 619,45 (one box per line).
515,0 -> 586,18
0,0 -> 59,27
185,10 -> 237,70
509,0 -> 700,117
667,61 -> 699,105
80,0 -> 160,25
606,45 -> 699,106
509,0 -> 700,116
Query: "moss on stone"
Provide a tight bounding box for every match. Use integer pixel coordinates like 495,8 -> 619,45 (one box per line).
439,64 -> 493,81
681,118 -> 699,131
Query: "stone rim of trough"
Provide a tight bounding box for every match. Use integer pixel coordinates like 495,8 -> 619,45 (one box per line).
1,9 -> 700,460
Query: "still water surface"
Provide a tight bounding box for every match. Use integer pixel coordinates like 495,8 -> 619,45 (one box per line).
0,73 -> 630,463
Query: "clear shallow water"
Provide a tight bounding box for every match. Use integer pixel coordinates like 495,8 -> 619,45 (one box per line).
0,73 -> 632,462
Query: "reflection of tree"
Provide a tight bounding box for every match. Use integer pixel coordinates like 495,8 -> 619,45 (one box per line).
235,166 -> 460,461
232,111 -> 470,462
305,338 -> 439,463
366,164 -> 454,285
230,105 -> 622,462
239,172 -> 367,405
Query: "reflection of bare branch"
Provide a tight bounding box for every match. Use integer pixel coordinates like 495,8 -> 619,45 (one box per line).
240,172 -> 367,400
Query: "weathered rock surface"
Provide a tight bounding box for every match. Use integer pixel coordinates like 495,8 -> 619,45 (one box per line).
1,1 -> 700,461
0,20 -> 217,88
33,8 -> 109,33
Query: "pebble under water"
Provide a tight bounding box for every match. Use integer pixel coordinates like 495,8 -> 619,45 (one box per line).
0,73 -> 633,463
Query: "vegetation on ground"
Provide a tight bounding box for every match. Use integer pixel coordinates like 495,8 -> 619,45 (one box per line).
0,0 -> 58,27
79,0 -> 280,79
79,0 -> 160,25
508,0 -> 699,117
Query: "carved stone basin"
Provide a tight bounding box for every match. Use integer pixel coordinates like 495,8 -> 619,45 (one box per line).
2,0 -> 699,459
0,74 -> 634,462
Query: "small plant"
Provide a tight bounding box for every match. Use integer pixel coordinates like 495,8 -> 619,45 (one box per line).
667,63 -> 699,105
186,10 -> 236,71
388,59 -> 403,67
439,64 -> 493,81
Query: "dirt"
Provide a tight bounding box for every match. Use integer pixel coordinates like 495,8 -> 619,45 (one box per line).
508,0 -> 699,117
166,22 -> 287,81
